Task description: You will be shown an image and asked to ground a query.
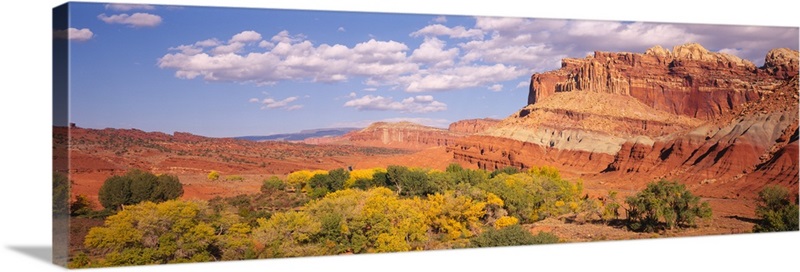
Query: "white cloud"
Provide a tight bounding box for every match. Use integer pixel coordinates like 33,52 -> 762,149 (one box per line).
338,27 -> 346,32
433,16 -> 447,23
159,31 -> 418,86
286,105 -> 303,111
516,81 -> 529,88
363,88 -> 377,92
488,84 -> 503,92
348,92 -> 357,98
402,64 -> 527,92
98,13 -> 162,27
343,95 -> 447,113
195,38 -> 221,47
410,24 -> 484,39
271,30 -> 306,43
409,37 -> 459,67
258,40 -> 275,48
250,96 -> 302,110
211,42 -> 245,55
105,4 -> 155,11
169,44 -> 202,55
718,48 -> 743,57
230,30 -> 262,43
54,28 -> 94,41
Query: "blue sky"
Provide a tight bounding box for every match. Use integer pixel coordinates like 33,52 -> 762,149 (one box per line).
62,2 -> 799,137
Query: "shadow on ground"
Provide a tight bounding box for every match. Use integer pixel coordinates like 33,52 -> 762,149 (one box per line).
725,215 -> 761,224
7,246 -> 53,265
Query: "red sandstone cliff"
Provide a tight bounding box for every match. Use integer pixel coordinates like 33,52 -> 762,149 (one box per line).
336,121 -> 461,150
448,118 -> 501,134
452,44 -> 799,199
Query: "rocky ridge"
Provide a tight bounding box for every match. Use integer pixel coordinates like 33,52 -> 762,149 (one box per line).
452,43 -> 799,199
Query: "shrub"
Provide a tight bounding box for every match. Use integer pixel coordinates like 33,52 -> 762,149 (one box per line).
261,176 -> 286,194
70,195 -> 94,217
625,180 -> 711,232
601,191 -> 621,223
226,175 -> 245,182
753,185 -> 799,232
470,225 -> 557,247
207,170 -> 220,181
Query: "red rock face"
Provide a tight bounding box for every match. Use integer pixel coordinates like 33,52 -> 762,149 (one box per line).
529,43 -> 791,120
338,122 -> 462,150
448,118 -> 500,134
455,44 -> 799,199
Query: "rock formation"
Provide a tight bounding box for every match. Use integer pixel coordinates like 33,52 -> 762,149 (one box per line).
448,118 -> 500,134
454,43 -> 799,199
337,121 -> 460,150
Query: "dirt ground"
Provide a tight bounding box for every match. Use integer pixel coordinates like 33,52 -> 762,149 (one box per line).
66,142 -> 767,244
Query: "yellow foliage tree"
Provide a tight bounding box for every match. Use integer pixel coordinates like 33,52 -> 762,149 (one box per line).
345,168 -> 384,188
419,192 -> 487,241
252,211 -> 324,258
285,170 -> 327,192
83,200 -> 218,266
493,216 -> 519,229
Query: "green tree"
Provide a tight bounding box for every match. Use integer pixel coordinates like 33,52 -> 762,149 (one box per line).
753,185 -> 799,232
386,165 -> 436,197
53,172 -> 70,217
98,175 -> 131,211
153,174 -> 184,202
306,168 -> 349,198
625,180 -> 712,232
98,169 -> 184,211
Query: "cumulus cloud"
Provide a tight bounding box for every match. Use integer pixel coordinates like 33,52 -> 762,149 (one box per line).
159,31 -> 418,86
409,37 -> 459,67
433,16 -> 447,23
105,4 -> 155,11
343,95 -> 447,113
98,13 -> 162,27
516,81 -> 529,89
250,96 -> 302,110
195,38 -> 221,47
401,64 -> 527,92
488,84 -> 503,92
230,30 -> 262,43
211,42 -> 245,55
54,28 -> 94,41
338,27 -> 346,32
